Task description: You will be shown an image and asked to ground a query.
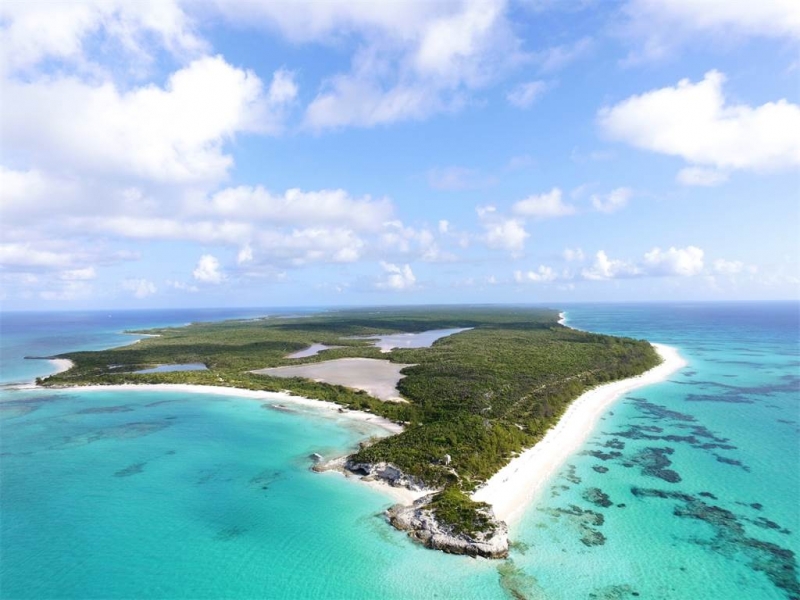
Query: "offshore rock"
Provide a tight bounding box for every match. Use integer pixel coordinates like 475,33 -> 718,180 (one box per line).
386,494 -> 509,559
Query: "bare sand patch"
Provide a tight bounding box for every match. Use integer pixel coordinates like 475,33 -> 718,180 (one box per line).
252,357 -> 414,402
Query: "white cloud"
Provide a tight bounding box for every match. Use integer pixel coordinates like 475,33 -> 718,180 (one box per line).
166,279 -> 199,293
60,267 -> 96,281
507,80 -> 549,108
534,37 -> 593,72
563,247 -> 585,262
0,243 -> 75,269
676,167 -> 729,187
478,206 -> 529,256
0,0 -> 205,73
202,186 -> 391,231
237,245 -> 253,265
512,188 -> 576,219
713,259 -> 746,275
193,254 -> 225,284
257,228 -> 365,266
438,220 -> 450,234
591,187 -> 632,213
272,0 -> 524,129
122,278 -> 156,298
599,70 -> 800,172
514,265 -> 557,283
621,0 -> 800,62
644,246 -> 704,276
582,250 -> 641,280
2,56 -> 281,184
376,261 -> 417,291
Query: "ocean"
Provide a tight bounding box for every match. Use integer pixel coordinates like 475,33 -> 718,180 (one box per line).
0,304 -> 797,599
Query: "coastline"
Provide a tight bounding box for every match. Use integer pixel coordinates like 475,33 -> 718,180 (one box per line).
38,382 -> 403,435
472,342 -> 687,524
33,312 -> 686,521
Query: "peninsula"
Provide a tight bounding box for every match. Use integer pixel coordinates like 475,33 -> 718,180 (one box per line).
37,306 -> 665,558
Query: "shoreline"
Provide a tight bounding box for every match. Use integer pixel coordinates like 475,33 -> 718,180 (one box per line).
472,342 -> 687,524
36,382 -> 404,436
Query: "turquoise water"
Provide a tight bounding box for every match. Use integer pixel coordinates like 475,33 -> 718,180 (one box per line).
1,304 -> 798,599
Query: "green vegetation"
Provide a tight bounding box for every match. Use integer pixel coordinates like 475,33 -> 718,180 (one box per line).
40,306 -> 660,535
428,486 -> 493,536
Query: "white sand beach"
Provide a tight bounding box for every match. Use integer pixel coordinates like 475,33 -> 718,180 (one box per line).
51,383 -> 404,435
50,358 -> 75,375
472,342 -> 687,524
252,357 -> 413,402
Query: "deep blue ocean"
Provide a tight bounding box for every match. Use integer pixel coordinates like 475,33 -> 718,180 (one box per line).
1,304 -> 798,599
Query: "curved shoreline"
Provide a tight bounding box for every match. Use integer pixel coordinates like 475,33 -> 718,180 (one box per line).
472,330 -> 687,524
28,312 -> 686,523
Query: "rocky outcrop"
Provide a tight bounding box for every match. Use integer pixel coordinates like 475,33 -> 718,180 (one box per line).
386,494 -> 509,559
342,459 -> 430,492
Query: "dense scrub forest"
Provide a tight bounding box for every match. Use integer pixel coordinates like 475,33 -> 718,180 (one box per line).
40,306 -> 661,534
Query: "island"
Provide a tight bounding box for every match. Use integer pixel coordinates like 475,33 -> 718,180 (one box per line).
37,306 -> 665,558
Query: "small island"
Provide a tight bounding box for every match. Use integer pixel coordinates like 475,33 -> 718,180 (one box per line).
38,306 -> 663,558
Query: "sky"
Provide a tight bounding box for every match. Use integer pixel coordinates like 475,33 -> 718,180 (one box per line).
1,0 -> 798,310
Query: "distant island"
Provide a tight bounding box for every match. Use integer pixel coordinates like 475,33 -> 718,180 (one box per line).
38,307 -> 668,557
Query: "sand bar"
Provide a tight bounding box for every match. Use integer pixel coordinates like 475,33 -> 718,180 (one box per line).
252,357 -> 413,402
472,342 -> 687,524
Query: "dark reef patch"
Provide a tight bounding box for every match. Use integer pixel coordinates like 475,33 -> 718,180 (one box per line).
215,525 -> 247,541
584,450 -> 623,462
631,487 -> 800,599
542,505 -> 606,547
248,469 -> 283,492
77,405 -> 134,414
55,420 -> 172,449
622,447 -> 681,483
114,462 -> 146,477
592,465 -> 609,474
497,559 -> 542,600
582,487 -> 613,508
588,584 -> 641,599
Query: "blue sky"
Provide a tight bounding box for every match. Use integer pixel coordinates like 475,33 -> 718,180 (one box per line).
1,0 -> 798,310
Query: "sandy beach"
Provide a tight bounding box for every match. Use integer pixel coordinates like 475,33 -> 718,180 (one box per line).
472,342 -> 687,524
47,382 -> 404,435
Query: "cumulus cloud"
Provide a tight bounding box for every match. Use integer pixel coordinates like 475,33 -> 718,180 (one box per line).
376,261 -> 417,291
514,265 -> 557,283
507,80 -> 549,108
512,188 -> 576,219
676,167 -> 729,187
563,247 -> 585,262
582,246 -> 705,280
0,0 -> 205,73
267,0 -> 525,129
2,56 -> 284,184
644,246 -> 704,276
621,0 -> 800,62
478,206 -> 529,257
201,186 -> 391,231
582,251 -> 641,280
591,187 -> 632,213
60,267 -> 96,281
598,70 -> 800,172
713,259 -> 747,275
122,278 -> 156,298
193,254 -> 225,284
